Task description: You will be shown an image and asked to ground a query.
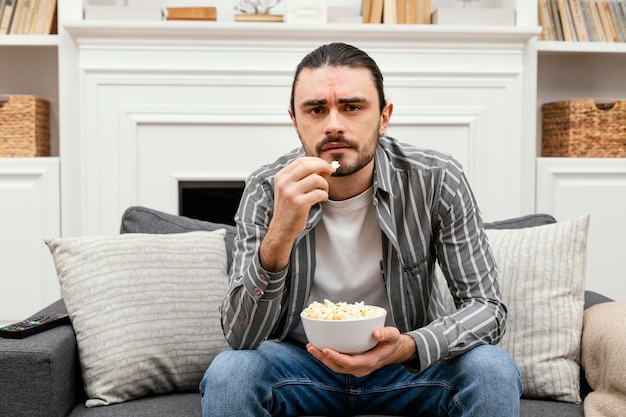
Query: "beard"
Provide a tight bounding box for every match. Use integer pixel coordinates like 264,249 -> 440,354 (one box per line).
300,123 -> 379,177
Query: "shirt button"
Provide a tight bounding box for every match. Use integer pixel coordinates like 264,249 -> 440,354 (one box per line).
259,273 -> 267,283
414,267 -> 421,275
243,318 -> 249,325
254,287 -> 262,296
304,221 -> 312,229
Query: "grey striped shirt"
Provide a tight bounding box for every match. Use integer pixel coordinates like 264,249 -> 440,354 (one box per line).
221,135 -> 506,373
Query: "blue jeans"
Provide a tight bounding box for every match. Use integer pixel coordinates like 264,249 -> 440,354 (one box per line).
200,341 -> 522,417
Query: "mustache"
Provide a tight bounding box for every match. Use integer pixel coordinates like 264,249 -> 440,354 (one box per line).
316,135 -> 357,153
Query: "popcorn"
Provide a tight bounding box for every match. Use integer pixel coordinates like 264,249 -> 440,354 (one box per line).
301,299 -> 379,320
330,160 -> 340,173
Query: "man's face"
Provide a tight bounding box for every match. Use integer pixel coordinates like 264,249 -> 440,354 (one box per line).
289,66 -> 391,177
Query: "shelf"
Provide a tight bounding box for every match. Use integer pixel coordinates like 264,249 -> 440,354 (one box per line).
0,35 -> 59,47
64,20 -> 541,45
538,41 -> 626,54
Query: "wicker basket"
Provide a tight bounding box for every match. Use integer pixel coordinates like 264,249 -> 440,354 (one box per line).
541,99 -> 626,157
0,95 -> 50,157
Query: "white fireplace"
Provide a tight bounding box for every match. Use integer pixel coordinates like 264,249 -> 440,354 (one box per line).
60,22 -> 538,236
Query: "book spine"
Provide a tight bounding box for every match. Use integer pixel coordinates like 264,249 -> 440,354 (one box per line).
608,0 -> 626,41
422,0 -> 431,23
551,0 -> 565,40
8,0 -> 25,34
0,0 -> 15,34
588,1 -> 608,41
362,0 -> 372,23
539,0 -> 558,40
601,1 -> 619,40
580,1 -> 596,40
396,0 -> 406,23
615,0 -> 626,42
383,0 -> 397,23
557,0 -> 577,40
595,1 -> 615,41
406,0 -> 417,23
369,0 -> 384,23
568,0 -> 590,40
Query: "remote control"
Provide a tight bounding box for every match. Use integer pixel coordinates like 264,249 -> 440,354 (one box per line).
0,313 -> 71,339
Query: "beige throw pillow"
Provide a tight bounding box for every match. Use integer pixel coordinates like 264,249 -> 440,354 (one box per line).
46,231 -> 230,407
487,214 -> 590,403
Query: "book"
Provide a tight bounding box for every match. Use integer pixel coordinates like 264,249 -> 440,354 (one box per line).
234,14 -> 283,22
568,0 -> 590,40
0,0 -> 15,35
0,0 -> 6,27
396,0 -> 406,23
383,0 -> 397,23
584,0 -> 607,41
31,0 -> 55,34
579,0 -> 596,40
22,0 -> 37,34
166,7 -> 217,21
368,0 -> 384,23
362,0 -> 372,23
556,0 -> 577,40
595,1 -> 615,41
602,1 -> 619,42
421,0 -> 431,24
406,0 -> 417,23
539,0 -> 558,40
8,0 -> 27,34
551,0 -> 565,40
609,0 -> 626,42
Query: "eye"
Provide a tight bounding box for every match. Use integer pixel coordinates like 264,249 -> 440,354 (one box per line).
307,107 -> 326,115
344,104 -> 361,112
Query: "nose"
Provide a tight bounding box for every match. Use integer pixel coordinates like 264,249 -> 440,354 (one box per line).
324,109 -> 345,137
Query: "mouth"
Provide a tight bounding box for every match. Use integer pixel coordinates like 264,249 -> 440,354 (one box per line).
321,142 -> 350,151
317,136 -> 355,156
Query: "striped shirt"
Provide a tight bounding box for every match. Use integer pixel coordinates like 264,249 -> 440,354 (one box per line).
221,135 -> 506,373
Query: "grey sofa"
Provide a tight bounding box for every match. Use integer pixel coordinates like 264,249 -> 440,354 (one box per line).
0,207 -> 613,417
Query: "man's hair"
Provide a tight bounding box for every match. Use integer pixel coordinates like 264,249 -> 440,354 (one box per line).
289,43 -> 386,116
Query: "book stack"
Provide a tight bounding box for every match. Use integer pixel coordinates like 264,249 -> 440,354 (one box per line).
538,0 -> 626,42
362,0 -> 431,24
0,0 -> 57,35
166,7 -> 217,21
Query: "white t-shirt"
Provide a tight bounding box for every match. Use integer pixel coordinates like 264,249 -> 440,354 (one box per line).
290,186 -> 392,344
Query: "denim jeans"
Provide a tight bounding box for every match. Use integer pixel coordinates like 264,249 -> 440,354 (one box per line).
200,341 -> 522,417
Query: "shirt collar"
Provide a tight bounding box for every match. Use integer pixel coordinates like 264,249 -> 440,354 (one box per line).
374,140 -> 395,198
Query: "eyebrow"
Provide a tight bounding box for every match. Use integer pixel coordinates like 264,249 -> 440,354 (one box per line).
300,97 -> 369,108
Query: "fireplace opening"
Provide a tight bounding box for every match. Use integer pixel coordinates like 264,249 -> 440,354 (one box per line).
179,181 -> 245,226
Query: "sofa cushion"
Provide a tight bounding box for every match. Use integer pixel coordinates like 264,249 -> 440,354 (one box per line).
45,231 -> 230,407
487,214 -> 590,403
120,206 -> 237,271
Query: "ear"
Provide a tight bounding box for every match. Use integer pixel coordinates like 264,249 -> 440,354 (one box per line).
288,108 -> 297,128
378,103 -> 393,136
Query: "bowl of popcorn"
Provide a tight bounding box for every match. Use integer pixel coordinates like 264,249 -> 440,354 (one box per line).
300,300 -> 387,354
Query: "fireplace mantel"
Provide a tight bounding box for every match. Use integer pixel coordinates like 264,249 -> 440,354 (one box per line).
64,20 -> 537,45
59,22 -> 539,236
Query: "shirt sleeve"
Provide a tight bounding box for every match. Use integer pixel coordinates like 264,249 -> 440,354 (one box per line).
407,161 -> 507,373
220,175 -> 288,350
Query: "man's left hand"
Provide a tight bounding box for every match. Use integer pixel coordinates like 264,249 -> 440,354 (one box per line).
305,327 -> 416,377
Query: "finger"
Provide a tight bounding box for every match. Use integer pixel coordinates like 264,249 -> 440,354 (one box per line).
283,157 -> 333,181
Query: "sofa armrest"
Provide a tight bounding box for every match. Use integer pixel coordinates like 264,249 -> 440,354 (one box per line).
584,290 -> 613,309
0,299 -> 82,417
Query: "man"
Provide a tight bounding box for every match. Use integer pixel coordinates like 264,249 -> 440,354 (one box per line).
200,42 -> 522,416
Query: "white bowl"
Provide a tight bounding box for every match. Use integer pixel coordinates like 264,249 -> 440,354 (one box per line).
300,306 -> 387,354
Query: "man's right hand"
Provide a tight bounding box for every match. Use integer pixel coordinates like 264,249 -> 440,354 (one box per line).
259,157 -> 334,272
